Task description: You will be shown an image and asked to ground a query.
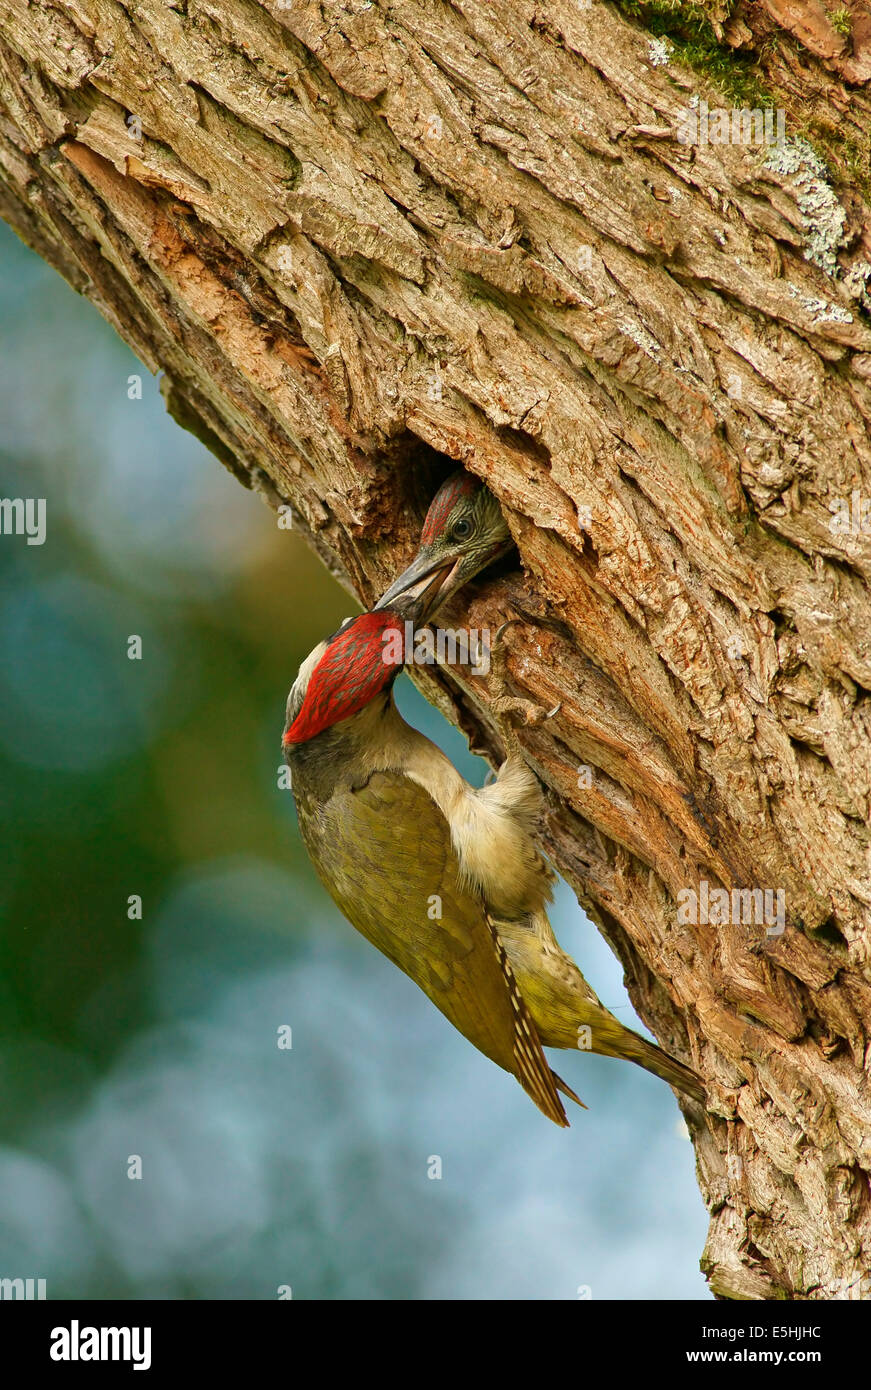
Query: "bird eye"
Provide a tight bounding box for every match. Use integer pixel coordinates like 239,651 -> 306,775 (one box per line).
452,518 -> 473,539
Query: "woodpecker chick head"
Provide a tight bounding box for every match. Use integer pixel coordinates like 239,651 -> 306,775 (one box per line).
375,472 -> 512,622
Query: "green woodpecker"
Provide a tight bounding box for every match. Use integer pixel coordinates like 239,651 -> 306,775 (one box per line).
284,473 -> 704,1124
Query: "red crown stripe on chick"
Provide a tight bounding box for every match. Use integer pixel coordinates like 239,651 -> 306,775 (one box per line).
284,610 -> 405,744
420,472 -> 477,545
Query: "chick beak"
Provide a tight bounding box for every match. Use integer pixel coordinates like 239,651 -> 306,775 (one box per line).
375,551 -> 462,619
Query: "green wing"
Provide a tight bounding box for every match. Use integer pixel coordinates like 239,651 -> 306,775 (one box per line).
296,770 -> 567,1126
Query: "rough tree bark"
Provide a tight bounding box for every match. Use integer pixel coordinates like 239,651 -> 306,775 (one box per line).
2,0 -> 871,1301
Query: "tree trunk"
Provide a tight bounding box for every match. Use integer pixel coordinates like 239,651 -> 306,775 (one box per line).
3,0 -> 871,1301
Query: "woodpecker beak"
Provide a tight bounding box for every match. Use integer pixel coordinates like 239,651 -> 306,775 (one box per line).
376,533 -> 514,622
374,551 -> 463,620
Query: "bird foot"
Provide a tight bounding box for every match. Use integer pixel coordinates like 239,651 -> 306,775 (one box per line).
491,694 -> 553,727
489,621 -> 561,756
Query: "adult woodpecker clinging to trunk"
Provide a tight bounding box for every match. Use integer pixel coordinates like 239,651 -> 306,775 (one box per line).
283,472 -> 704,1125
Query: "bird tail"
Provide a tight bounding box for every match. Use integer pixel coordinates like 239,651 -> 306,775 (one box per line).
497,914 -> 705,1105
553,1072 -> 587,1110
615,1029 -> 705,1103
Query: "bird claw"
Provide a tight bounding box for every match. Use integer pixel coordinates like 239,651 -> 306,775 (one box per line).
488,622 -> 561,755
492,696 -> 561,728
494,619 -> 521,645
490,619 -> 520,689
491,695 -> 543,727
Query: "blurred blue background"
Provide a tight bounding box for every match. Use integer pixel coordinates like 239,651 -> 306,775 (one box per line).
0,219 -> 708,1299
